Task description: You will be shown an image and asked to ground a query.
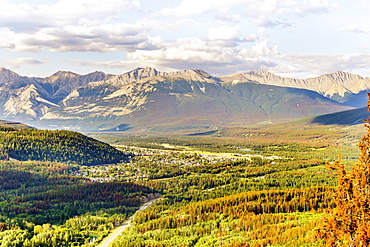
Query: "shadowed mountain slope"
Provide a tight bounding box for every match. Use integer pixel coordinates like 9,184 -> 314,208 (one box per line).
310,107 -> 368,125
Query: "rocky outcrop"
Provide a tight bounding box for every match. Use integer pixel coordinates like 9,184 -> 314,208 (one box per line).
4,84 -> 57,120
0,68 -> 21,84
40,71 -> 112,102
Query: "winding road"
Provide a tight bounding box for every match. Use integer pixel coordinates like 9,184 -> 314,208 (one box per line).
97,198 -> 160,247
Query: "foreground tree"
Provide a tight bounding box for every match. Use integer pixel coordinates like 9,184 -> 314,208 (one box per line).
318,93 -> 370,246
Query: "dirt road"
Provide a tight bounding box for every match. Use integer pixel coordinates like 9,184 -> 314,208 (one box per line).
97,198 -> 160,247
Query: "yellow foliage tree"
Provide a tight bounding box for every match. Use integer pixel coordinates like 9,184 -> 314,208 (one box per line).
318,93 -> 370,246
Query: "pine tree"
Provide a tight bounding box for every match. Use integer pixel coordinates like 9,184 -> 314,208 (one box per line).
317,93 -> 370,246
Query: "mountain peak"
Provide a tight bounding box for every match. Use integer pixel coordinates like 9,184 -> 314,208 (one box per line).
321,71 -> 363,82
0,67 -> 12,72
0,68 -> 21,83
167,69 -> 215,82
51,71 -> 79,78
85,67 -> 163,89
191,69 -> 212,78
248,70 -> 280,78
125,67 -> 162,80
131,67 -> 159,74
239,70 -> 289,85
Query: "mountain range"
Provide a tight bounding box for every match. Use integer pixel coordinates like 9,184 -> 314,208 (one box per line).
0,67 -> 368,132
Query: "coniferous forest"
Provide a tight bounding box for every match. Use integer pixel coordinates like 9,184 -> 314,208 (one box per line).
0,127 -> 127,165
0,118 -> 367,246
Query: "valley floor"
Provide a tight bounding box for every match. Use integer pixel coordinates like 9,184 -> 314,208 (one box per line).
0,123 -> 362,246
83,130 -> 359,246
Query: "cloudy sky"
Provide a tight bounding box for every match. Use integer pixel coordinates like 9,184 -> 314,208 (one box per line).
0,0 -> 369,78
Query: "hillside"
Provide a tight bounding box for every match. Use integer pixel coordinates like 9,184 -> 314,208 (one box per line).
1,67 -> 368,132
0,127 -> 127,165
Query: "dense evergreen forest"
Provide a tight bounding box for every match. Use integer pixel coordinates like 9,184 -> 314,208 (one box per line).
0,160 -> 156,246
0,127 -> 127,166
107,142 -> 338,246
88,131 -> 362,246
0,124 -> 363,246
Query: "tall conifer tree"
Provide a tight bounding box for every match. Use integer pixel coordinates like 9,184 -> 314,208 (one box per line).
318,93 -> 370,246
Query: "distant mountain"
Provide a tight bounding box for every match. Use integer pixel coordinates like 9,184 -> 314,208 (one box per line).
40,70 -> 112,103
0,68 -> 112,121
0,67 -> 365,132
0,119 -> 33,129
38,68 -> 352,131
221,70 -> 370,107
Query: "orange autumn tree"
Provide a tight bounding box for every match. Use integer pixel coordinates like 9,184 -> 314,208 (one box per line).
318,93 -> 370,246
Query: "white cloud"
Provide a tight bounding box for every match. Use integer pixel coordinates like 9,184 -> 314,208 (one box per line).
43,23 -> 152,52
207,25 -> 258,47
136,18 -> 201,33
0,16 -> 162,53
0,0 -> 139,32
208,25 -> 240,41
249,39 -> 279,56
74,60 -> 140,70
0,0 -> 363,79
343,23 -> 360,32
128,37 -> 215,62
0,0 -> 149,52
159,0 -> 296,28
274,52 -> 370,77
0,25 -> 148,53
241,0 -> 294,27
215,13 -> 241,24
244,0 -> 337,27
75,50 -> 370,79
295,0 -> 338,16
159,0 -> 246,17
0,0 -> 340,55
0,29 -> 17,49
343,23 -> 370,34
2,57 -> 45,69
117,37 -> 278,74
161,0 -> 335,19
159,0 -> 338,28
73,36 -> 280,75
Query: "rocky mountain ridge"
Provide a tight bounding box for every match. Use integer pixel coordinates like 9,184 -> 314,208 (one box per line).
0,67 -> 366,132
221,70 -> 370,99
0,68 -> 21,83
